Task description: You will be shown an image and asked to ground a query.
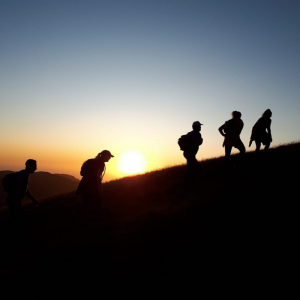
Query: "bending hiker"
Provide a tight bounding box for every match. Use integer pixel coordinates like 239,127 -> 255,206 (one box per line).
180,121 -> 203,186
76,150 -> 114,209
218,111 -> 245,170
249,109 -> 272,156
4,159 -> 39,234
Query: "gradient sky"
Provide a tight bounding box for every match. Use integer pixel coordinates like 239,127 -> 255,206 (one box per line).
1,0 -> 299,181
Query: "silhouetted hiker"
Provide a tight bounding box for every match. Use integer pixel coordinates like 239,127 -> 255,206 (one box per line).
218,111 -> 245,170
180,121 -> 203,187
5,159 -> 39,234
249,109 -> 272,156
76,150 -> 114,209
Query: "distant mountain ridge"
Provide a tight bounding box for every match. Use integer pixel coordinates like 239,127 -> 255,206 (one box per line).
0,171 -> 79,208
54,174 -> 80,182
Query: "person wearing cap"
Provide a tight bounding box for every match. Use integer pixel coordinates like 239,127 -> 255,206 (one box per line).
76,150 -> 114,206
183,121 -> 203,186
218,111 -> 245,169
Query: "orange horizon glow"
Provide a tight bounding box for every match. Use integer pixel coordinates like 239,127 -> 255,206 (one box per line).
1,136 -> 293,183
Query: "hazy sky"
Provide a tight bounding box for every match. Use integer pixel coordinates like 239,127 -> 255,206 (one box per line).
1,0 -> 299,180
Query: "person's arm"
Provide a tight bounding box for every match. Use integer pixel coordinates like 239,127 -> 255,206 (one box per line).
249,127 -> 255,145
97,167 -> 104,187
197,133 -> 203,146
25,190 -> 39,206
249,124 -> 254,147
267,120 -> 272,142
96,168 -> 104,194
218,124 -> 226,137
250,120 -> 259,146
239,121 -> 244,134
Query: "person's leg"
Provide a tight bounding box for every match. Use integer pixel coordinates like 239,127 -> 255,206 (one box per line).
225,146 -> 232,158
81,191 -> 101,221
224,146 -> 232,170
91,188 -> 102,213
255,140 -> 261,156
82,193 -> 91,207
183,152 -> 194,187
184,153 -> 192,183
7,197 -> 22,236
234,141 -> 245,168
190,156 -> 199,184
264,141 -> 270,154
81,193 -> 92,216
235,140 -> 246,155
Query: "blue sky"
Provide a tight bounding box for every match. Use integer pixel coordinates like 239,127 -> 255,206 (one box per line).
0,0 -> 299,179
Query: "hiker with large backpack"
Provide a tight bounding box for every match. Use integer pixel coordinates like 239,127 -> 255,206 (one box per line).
178,121 -> 203,186
76,150 -> 114,209
218,111 -> 245,170
2,159 -> 39,234
249,109 -> 273,156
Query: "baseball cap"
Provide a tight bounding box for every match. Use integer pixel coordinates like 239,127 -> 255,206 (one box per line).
100,150 -> 114,157
193,121 -> 203,127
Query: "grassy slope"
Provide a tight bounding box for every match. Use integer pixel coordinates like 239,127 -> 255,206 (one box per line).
0,143 -> 299,295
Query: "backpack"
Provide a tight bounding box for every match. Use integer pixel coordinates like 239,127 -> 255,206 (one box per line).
178,134 -> 193,151
2,172 -> 17,193
80,159 -> 105,179
80,159 -> 94,177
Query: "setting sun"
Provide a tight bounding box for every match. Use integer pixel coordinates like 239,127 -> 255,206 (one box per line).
119,151 -> 146,175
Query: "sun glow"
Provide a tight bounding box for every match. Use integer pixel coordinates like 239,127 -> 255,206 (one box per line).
119,151 -> 146,175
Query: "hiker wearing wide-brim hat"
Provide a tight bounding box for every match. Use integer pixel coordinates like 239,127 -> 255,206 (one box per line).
76,150 -> 114,206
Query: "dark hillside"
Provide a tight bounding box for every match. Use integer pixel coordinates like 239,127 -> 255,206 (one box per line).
0,143 -> 299,296
0,170 -> 14,207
